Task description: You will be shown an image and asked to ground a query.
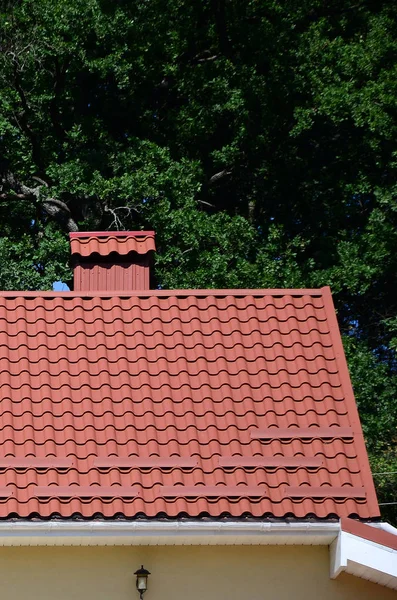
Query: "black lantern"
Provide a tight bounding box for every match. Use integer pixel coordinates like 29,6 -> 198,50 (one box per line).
134,565 -> 151,599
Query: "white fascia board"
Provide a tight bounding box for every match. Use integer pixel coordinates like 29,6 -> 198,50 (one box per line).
0,520 -> 339,547
330,530 -> 397,590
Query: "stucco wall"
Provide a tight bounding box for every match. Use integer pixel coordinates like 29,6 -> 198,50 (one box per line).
0,545 -> 394,600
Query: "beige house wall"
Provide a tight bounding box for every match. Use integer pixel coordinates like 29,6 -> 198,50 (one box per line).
0,545 -> 394,600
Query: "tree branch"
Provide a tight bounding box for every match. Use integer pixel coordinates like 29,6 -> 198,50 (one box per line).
0,172 -> 78,232
42,198 -> 79,232
191,50 -> 220,64
197,199 -> 216,208
208,169 -> 232,185
104,205 -> 141,230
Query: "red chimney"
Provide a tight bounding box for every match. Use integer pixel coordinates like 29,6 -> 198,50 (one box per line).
69,231 -> 155,291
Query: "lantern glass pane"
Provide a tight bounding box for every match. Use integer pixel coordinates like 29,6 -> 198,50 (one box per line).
137,576 -> 147,591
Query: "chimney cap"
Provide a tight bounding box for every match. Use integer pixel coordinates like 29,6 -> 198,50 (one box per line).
69,231 -> 156,258
69,231 -> 155,239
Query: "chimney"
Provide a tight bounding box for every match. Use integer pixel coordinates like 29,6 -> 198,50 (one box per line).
69,231 -> 156,291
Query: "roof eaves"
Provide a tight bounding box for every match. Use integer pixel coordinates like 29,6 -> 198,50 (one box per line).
331,519 -> 397,590
0,519 -> 340,547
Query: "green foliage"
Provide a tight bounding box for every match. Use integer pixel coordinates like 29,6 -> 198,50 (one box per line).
0,228 -> 70,291
0,0 -> 397,520
343,337 -> 397,451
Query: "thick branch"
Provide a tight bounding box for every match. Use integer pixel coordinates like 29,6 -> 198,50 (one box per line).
0,172 -> 78,232
42,199 -> 79,232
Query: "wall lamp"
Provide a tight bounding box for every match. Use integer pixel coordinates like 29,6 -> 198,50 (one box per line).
134,565 -> 151,599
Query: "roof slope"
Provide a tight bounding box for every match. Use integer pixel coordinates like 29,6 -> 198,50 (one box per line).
0,286 -> 379,519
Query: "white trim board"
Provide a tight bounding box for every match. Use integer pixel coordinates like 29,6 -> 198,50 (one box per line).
0,520 -> 338,547
330,529 -> 397,590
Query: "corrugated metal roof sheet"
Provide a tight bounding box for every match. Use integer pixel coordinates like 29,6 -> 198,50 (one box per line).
73,261 -> 151,292
0,286 -> 379,519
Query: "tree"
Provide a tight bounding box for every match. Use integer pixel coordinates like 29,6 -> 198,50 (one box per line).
0,0 -> 396,519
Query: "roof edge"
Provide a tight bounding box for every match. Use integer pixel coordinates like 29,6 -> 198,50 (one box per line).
0,520 -> 339,547
322,287 -> 381,517
341,518 -> 397,550
0,287 -> 328,299
331,519 -> 397,590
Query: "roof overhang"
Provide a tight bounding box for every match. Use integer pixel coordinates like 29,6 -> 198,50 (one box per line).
0,519 -> 395,590
0,520 -> 339,547
330,520 -> 397,590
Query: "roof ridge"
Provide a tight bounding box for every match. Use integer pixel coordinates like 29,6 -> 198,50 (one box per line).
0,287 -> 328,299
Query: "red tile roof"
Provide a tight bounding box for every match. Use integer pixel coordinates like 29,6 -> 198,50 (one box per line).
0,286 -> 379,519
70,231 -> 156,258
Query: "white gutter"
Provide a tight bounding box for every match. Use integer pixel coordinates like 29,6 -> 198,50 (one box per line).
0,520 -> 339,547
